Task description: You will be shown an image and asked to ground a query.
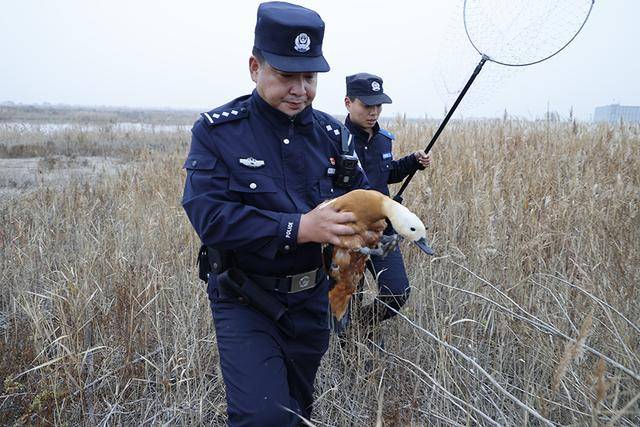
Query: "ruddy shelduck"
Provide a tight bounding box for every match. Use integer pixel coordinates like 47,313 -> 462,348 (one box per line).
321,189 -> 434,320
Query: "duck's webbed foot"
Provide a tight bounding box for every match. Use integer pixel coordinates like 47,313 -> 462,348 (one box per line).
355,234 -> 403,258
378,234 -> 402,258
355,246 -> 384,256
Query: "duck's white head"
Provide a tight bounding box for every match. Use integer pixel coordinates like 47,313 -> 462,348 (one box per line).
383,199 -> 434,255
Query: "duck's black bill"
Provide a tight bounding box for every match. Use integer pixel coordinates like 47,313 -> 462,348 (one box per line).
414,237 -> 435,256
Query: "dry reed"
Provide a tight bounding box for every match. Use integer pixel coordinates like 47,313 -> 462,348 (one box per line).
1,110 -> 639,425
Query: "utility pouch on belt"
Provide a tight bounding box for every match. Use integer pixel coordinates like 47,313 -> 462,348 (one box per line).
197,245 -> 225,282
218,268 -> 288,324
197,245 -> 210,282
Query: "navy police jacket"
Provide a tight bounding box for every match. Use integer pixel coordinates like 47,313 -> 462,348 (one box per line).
182,91 -> 369,277
345,115 -> 423,198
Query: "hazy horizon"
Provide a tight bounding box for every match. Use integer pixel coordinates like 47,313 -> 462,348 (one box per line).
1,101 -> 622,123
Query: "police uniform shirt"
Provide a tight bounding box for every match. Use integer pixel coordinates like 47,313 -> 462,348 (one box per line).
182,91 -> 369,277
345,115 -> 424,198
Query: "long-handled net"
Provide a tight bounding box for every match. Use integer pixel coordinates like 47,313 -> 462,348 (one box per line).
394,0 -> 595,202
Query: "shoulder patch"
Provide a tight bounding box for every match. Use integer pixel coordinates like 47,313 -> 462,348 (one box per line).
201,106 -> 248,127
379,128 -> 395,140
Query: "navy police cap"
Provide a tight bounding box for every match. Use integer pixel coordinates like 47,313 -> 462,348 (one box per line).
254,2 -> 330,73
346,73 -> 392,105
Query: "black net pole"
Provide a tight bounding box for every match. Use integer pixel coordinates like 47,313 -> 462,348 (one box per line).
393,55 -> 489,203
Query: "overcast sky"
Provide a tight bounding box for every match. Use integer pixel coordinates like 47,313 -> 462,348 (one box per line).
1,0 -> 638,120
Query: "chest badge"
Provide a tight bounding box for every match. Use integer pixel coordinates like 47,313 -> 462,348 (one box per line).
239,157 -> 266,168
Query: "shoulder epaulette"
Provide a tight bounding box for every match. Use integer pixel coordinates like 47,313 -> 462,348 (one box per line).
322,122 -> 341,138
201,106 -> 248,127
379,128 -> 395,140
312,111 -> 342,140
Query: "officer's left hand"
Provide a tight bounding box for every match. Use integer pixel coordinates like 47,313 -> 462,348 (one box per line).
414,150 -> 432,168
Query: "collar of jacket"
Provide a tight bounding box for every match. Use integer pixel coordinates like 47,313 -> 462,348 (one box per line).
250,89 -> 314,133
344,114 -> 380,143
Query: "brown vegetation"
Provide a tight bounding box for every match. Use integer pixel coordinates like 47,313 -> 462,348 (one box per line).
1,110 -> 638,425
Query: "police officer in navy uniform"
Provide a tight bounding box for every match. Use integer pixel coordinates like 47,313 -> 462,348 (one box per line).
343,73 -> 432,323
182,2 -> 368,425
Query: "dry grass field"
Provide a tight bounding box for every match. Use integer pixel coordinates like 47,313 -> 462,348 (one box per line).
1,107 -> 638,426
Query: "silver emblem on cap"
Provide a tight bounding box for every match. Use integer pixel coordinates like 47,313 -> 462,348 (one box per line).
371,81 -> 381,92
294,33 -> 311,53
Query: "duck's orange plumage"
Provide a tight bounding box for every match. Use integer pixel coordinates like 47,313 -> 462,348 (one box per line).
322,189 -> 428,320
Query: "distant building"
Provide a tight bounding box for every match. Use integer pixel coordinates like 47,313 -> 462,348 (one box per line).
594,104 -> 640,123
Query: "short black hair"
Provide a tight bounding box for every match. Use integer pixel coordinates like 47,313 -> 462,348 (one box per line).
252,47 -> 265,64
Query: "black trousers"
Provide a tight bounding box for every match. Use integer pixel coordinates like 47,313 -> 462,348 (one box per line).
369,244 -> 411,320
208,277 -> 330,426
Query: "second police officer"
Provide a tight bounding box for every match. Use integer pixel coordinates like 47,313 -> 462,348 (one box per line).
343,73 -> 432,326
182,2 -> 369,426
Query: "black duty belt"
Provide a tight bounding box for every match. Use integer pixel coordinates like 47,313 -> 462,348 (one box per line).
248,268 -> 327,293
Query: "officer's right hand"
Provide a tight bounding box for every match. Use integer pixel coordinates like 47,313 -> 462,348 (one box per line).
298,204 -> 356,245
414,150 -> 432,168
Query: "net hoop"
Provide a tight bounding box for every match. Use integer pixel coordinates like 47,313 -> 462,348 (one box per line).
463,0 -> 595,67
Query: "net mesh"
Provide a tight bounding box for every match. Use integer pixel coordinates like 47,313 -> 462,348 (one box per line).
464,0 -> 594,66
433,0 -> 593,115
